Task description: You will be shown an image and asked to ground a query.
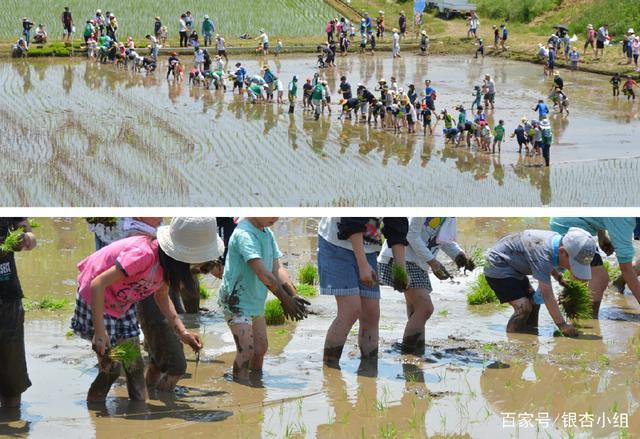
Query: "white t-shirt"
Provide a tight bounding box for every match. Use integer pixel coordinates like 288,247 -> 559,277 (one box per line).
179,19 -> 186,32
217,37 -> 225,51
259,32 -> 269,44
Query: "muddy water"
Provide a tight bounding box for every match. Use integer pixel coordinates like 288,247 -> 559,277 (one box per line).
3,217 -> 640,438
1,55 -> 639,206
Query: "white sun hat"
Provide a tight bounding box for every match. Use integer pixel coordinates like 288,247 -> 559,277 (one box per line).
157,217 -> 225,263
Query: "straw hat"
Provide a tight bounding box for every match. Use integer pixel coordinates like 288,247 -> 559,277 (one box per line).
587,24 -> 593,30
553,70 -> 559,76
628,28 -> 635,34
421,30 -> 427,36
157,217 -> 224,264
392,28 -> 399,33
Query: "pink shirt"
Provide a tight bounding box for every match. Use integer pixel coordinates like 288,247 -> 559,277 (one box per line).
77,235 -> 165,317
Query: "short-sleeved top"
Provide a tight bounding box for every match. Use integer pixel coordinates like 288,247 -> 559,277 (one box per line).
218,220 -> 282,317
484,230 -> 559,284
0,218 -> 26,301
549,217 -> 635,263
77,235 -> 165,317
494,125 -> 505,140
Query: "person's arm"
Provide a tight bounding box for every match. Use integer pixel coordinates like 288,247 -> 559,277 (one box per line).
620,262 -> 640,303
247,258 -> 307,320
89,265 -> 126,356
154,285 -> 202,351
539,281 -> 577,336
406,217 -> 435,265
350,232 -> 377,287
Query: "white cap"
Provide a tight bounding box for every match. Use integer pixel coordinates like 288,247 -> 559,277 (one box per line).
562,227 -> 597,280
157,217 -> 224,263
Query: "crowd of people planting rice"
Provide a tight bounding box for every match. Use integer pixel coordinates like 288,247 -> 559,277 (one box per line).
2,216 -> 640,434
5,4 -> 640,170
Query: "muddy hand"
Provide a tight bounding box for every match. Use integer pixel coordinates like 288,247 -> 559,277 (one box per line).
280,295 -> 306,321
358,264 -> 378,288
559,322 -> 578,337
430,260 -> 451,280
598,234 -> 614,256
181,332 -> 203,352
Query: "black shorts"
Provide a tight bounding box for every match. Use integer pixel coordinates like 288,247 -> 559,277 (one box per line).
0,299 -> 31,397
485,276 -> 533,304
217,50 -> 226,57
235,80 -> 244,89
596,40 -> 605,49
591,252 -> 603,267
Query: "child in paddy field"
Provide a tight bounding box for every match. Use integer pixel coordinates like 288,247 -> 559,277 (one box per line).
377,218 -> 473,354
0,218 -> 36,409
318,218 -> 408,368
71,217 -> 223,402
218,218 -> 310,384
484,228 -> 596,336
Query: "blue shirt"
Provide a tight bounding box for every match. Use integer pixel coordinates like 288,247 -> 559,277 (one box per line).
218,219 -> 283,317
549,217 -> 636,263
424,86 -> 435,104
535,103 -> 549,118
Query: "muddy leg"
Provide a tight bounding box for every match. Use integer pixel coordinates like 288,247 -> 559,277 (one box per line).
506,298 -> 533,333
526,304 -> 540,327
87,361 -> 121,402
324,296 -> 360,367
358,297 -> 380,359
156,374 -> 181,392
145,362 -> 162,387
124,354 -> 148,401
402,288 -> 433,354
0,395 -> 21,408
250,317 -> 268,372
589,265 -> 608,319
229,322 -> 254,383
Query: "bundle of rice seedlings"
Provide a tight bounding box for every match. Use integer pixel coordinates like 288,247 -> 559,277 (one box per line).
467,273 -> 499,305
295,283 -> 317,298
85,217 -> 118,226
265,298 -> 285,325
0,227 -> 24,253
558,279 -> 592,322
467,245 -> 486,268
392,263 -> 409,291
298,262 -> 318,285
603,260 -> 621,281
198,275 -> 211,299
109,340 -> 142,370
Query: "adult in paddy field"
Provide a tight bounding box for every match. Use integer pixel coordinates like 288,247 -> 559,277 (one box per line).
319,218 -> 408,367
377,218 -> 475,354
549,218 -> 640,318
61,7 -> 73,43
484,227 -> 597,336
0,218 -> 37,409
202,15 -> 215,47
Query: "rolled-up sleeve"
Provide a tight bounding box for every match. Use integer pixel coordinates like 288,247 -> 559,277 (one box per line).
337,218 -> 368,240
407,217 -> 434,264
381,218 -> 408,247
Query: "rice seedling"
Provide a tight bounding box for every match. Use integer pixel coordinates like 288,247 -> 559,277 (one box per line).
604,260 -> 621,281
438,308 -> 449,317
466,273 -> 499,305
295,283 -> 317,298
558,278 -> 592,323
27,219 -> 41,229
28,295 -> 70,311
392,263 -> 409,291
198,275 -> 211,299
0,227 -> 24,253
0,1 -> 337,40
265,298 -> 285,325
378,422 -> 397,439
109,340 -> 142,370
297,262 -> 318,286
466,245 -> 486,268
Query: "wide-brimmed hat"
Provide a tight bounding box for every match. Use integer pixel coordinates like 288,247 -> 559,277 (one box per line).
157,217 -> 224,264
561,227 -> 597,280
587,24 -> 593,29
421,30 -> 427,36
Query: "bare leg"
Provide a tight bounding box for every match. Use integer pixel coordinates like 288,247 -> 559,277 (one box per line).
506,297 -> 533,333
87,361 -> 121,402
402,288 -> 434,354
229,322 -> 254,383
250,317 -> 268,372
358,297 -> 380,358
324,296 -> 360,366
589,265 -> 608,319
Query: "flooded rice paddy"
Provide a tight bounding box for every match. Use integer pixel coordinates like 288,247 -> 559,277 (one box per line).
1,55 -> 639,206
3,217 -> 640,438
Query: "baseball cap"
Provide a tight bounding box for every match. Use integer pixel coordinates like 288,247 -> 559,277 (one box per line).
561,227 -> 597,280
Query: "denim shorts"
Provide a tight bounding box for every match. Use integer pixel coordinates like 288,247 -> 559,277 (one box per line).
317,236 -> 380,299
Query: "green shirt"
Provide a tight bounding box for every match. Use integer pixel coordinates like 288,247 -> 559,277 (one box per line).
289,81 -> 298,96
218,220 -> 283,317
311,84 -> 325,100
494,125 -> 505,140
